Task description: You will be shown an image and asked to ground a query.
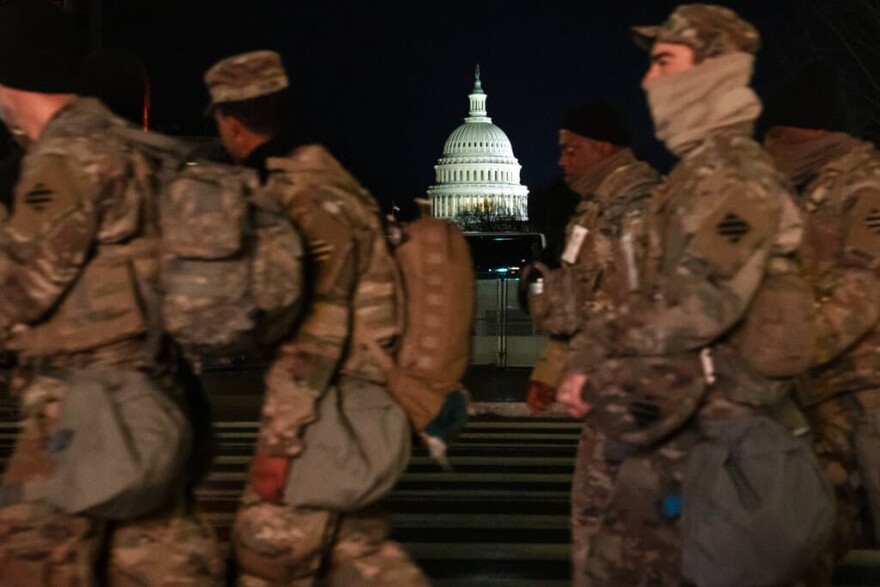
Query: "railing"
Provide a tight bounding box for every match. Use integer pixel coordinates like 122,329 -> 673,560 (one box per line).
472,277 -> 544,368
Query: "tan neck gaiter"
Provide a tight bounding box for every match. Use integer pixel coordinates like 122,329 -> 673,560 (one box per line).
567,148 -> 636,199
643,52 -> 762,157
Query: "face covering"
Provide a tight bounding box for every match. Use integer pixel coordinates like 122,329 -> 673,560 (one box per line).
765,132 -> 862,187
567,148 -> 635,199
643,52 -> 762,157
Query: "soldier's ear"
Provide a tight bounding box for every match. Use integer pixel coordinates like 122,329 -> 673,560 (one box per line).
224,115 -> 249,141
597,140 -> 619,158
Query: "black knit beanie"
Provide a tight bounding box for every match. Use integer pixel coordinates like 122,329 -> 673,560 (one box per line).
561,101 -> 631,147
759,60 -> 853,134
0,0 -> 82,93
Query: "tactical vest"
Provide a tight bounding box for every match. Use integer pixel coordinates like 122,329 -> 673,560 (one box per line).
6,100 -> 305,369
265,146 -> 401,385
526,161 -> 659,337
6,101 -> 156,367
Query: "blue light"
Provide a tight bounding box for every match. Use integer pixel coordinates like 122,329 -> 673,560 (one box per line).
495,267 -> 509,274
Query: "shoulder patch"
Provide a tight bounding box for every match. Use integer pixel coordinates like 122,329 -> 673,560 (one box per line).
687,190 -> 779,278
8,154 -> 88,239
842,187 -> 880,270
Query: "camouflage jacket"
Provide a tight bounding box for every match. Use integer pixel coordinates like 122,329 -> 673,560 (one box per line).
257,144 -> 400,456
569,128 -> 802,375
530,150 -> 661,388
0,98 -> 156,369
796,141 -> 880,406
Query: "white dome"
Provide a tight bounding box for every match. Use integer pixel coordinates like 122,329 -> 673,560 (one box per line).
428,66 -> 529,225
442,122 -> 515,158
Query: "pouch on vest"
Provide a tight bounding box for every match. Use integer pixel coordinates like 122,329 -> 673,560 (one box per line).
682,415 -> 834,587
284,379 -> 410,512
520,262 -> 580,337
730,272 -> 816,378
6,254 -> 147,358
710,343 -> 793,408
21,368 -> 190,520
588,353 -> 706,448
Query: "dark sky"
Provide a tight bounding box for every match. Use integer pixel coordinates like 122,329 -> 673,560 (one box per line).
100,0 -> 878,213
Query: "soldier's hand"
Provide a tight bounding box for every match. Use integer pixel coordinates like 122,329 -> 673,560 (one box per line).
249,455 -> 290,504
556,373 -> 591,419
629,396 -> 663,427
526,381 -> 556,414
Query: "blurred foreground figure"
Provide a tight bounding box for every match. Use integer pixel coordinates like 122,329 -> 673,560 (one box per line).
556,5 -> 833,585
0,0 -> 222,585
762,60 -> 880,584
204,50 -> 429,586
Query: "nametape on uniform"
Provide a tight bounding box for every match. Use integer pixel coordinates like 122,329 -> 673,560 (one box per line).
562,225 -> 589,265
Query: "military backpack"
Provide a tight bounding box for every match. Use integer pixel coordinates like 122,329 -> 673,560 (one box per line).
372,210 -> 475,430
115,127 -> 304,367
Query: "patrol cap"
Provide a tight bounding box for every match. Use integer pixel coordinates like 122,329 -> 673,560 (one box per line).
561,101 -> 631,147
203,50 -> 289,113
632,4 -> 760,61
0,0 -> 81,93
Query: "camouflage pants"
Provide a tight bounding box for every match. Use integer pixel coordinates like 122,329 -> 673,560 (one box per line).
1,374 -> 223,586
0,502 -> 100,587
233,492 -> 430,587
802,392 -> 878,586
0,379 -> 101,586
107,510 -> 225,586
571,424 -> 694,587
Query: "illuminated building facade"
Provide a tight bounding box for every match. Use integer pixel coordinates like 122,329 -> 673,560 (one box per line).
428,67 -> 529,223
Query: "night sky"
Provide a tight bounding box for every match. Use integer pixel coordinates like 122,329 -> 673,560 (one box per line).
101,1 -> 879,214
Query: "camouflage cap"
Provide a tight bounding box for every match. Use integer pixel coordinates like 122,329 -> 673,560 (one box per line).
632,4 -> 760,61
203,50 -> 289,110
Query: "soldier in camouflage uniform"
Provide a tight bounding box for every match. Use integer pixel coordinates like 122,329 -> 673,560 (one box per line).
555,6 -> 807,584
204,51 -> 429,587
0,1 -> 223,585
761,60 -> 880,584
525,101 -> 661,415
520,102 -> 661,580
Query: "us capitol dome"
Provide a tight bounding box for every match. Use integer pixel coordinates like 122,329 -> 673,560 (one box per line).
428,66 -> 529,224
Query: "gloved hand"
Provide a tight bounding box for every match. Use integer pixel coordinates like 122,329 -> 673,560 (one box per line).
629,395 -> 663,428
526,381 -> 556,414
249,455 -> 290,504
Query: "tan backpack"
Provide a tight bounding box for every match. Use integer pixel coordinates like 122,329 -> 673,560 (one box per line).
371,212 -> 476,431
